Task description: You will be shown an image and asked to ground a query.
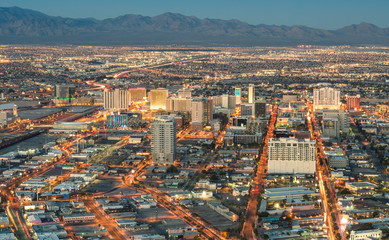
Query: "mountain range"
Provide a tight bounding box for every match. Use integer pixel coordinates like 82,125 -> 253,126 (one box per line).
1,6 -> 389,46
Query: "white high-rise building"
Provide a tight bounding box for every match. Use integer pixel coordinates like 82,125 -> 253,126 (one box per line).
268,138 -> 316,174
248,84 -> 255,104
313,87 -> 340,110
103,89 -> 129,110
151,115 -> 177,165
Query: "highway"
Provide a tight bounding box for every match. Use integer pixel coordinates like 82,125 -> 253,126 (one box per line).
242,104 -> 277,240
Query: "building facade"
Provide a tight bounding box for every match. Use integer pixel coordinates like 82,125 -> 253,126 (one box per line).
346,95 -> 360,111
248,84 -> 255,104
128,88 -> 146,102
103,89 -> 129,110
313,87 -> 340,110
268,138 -> 316,174
149,89 -> 169,110
151,115 -> 177,165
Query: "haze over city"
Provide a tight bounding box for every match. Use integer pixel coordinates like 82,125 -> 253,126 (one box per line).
0,1 -> 388,240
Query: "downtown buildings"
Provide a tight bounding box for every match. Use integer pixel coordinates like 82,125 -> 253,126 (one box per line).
103,88 -> 129,110
151,115 -> 177,165
268,138 -> 316,174
313,87 -> 340,110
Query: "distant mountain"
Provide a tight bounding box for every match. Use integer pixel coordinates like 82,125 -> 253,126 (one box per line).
0,6 -> 389,46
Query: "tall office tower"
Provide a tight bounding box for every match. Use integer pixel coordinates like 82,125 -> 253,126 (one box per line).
191,97 -> 213,124
268,138 -> 316,174
166,98 -> 192,111
255,100 -> 266,117
103,89 -> 129,110
54,85 -> 76,105
128,88 -> 146,102
235,87 -> 242,105
149,88 -> 169,110
177,88 -> 192,98
313,87 -> 341,110
346,95 -> 360,111
241,103 -> 255,117
321,110 -> 350,138
151,115 -> 177,165
248,84 -> 255,103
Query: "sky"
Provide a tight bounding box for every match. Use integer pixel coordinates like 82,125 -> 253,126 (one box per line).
1,0 -> 389,30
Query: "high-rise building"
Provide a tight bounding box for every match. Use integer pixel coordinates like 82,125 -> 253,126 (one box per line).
151,115 -> 177,165
128,88 -> 146,102
346,95 -> 360,111
248,84 -> 255,103
268,138 -> 316,174
166,98 -> 192,112
235,87 -> 242,105
320,110 -> 350,138
191,97 -> 213,125
54,85 -> 76,105
103,89 -> 129,110
213,94 -> 237,110
177,88 -> 192,98
255,100 -> 266,117
149,89 -> 169,110
241,103 -> 255,117
313,87 -> 340,110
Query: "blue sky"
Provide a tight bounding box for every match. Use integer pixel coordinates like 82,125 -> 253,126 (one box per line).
1,0 -> 388,29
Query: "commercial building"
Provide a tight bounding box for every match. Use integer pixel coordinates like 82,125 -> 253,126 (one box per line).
151,115 -> 176,165
313,87 -> 340,110
51,122 -> 91,133
166,98 -> 192,112
128,88 -> 146,102
241,103 -> 255,117
149,89 -> 169,110
103,89 -> 129,110
255,100 -> 266,117
349,229 -> 382,240
320,110 -> 350,138
247,118 -> 267,134
268,138 -> 316,174
213,94 -> 237,110
54,85 -> 76,105
346,95 -> 360,111
191,97 -> 213,126
235,87 -> 241,105
248,84 -> 255,103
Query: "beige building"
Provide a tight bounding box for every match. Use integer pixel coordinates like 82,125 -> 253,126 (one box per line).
103,89 -> 129,110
